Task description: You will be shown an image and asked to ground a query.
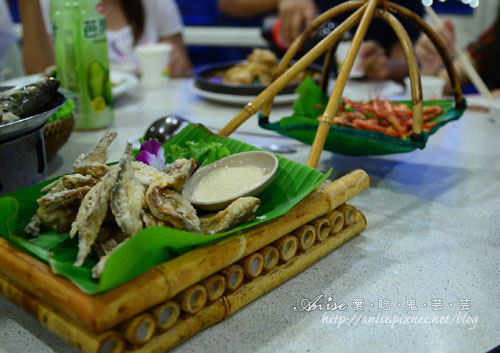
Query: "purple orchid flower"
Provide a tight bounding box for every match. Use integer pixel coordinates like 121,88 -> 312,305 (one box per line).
136,139 -> 166,171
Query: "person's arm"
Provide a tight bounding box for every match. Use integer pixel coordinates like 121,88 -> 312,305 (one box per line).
158,34 -> 192,78
217,0 -> 278,18
18,0 -> 55,74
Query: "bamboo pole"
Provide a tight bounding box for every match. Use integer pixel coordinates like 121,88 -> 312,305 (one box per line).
176,284 -> 207,315
0,237 -> 99,328
338,204 -> 356,226
307,0 -> 378,168
312,217 -> 331,242
120,313 -> 156,347
274,235 -> 298,262
218,4 -> 367,137
328,210 -> 344,235
293,224 -> 316,251
239,253 -> 264,279
221,264 -> 245,293
130,210 -> 367,353
260,246 -> 279,272
262,1 -> 366,118
387,3 -> 463,107
151,301 -> 180,332
228,210 -> 366,314
373,8 -> 423,135
0,273 -> 124,353
201,275 -> 226,302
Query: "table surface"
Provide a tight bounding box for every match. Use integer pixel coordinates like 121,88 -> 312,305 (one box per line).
1,78 -> 499,353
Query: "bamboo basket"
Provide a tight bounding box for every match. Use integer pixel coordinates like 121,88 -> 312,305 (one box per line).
42,115 -> 75,160
0,1 -> 463,351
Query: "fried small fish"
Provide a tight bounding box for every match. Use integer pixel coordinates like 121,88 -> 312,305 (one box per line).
146,182 -> 200,233
73,131 -> 117,178
71,166 -> 118,266
24,214 -> 42,237
110,144 -> 144,237
37,186 -> 91,210
61,174 -> 99,189
40,178 -> 66,194
36,206 -> 78,233
132,161 -> 170,187
132,158 -> 196,190
164,158 -> 197,191
200,197 -> 260,234
142,210 -> 173,228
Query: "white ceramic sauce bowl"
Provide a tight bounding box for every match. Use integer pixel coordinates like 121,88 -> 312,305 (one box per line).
182,151 -> 279,211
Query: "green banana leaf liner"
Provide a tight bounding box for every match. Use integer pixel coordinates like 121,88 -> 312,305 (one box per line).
0,123 -> 330,295
259,77 -> 467,156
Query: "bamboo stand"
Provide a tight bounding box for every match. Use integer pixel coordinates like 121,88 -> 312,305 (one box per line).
0,1 -> 465,351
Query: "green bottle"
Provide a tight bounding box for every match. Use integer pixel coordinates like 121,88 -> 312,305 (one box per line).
51,0 -> 114,130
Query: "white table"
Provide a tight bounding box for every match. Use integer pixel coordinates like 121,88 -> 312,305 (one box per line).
1,79 -> 499,353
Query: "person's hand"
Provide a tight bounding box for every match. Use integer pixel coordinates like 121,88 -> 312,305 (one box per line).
415,18 -> 455,76
278,0 -> 317,44
357,41 -> 390,80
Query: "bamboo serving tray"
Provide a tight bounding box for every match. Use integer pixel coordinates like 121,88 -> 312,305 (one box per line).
0,1 -> 463,351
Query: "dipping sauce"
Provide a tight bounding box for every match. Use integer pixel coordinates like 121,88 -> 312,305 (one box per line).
191,165 -> 269,202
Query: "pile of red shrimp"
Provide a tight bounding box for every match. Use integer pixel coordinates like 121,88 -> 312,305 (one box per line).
326,98 -> 444,138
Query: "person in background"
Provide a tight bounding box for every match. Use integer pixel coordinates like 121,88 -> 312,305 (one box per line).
20,0 -> 192,77
0,0 -> 25,80
415,11 -> 500,96
218,0 -> 423,82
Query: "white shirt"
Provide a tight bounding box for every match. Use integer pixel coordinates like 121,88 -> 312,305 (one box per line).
40,0 -> 183,70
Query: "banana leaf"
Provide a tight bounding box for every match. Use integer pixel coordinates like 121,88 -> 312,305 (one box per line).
0,123 -> 330,294
259,77 -> 467,156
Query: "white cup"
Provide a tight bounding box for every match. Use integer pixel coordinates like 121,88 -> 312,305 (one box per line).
135,43 -> 172,88
405,76 -> 446,100
336,41 -> 364,78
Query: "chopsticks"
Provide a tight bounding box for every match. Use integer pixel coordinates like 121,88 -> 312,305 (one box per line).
424,5 -> 494,102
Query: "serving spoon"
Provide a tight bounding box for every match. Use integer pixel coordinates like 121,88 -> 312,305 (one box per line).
144,115 -> 189,143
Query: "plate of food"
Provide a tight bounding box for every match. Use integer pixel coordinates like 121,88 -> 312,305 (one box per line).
259,77 -> 467,155
0,123 -> 330,293
0,70 -> 138,99
192,48 -> 323,104
0,77 -> 66,142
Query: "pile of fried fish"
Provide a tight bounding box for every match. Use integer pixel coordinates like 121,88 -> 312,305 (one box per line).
25,132 -> 260,278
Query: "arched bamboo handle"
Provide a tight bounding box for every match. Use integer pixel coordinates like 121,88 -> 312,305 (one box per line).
262,0 -> 367,117
387,3 -> 463,108
375,8 -> 423,135
217,3 -> 367,138
307,0 -> 378,168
